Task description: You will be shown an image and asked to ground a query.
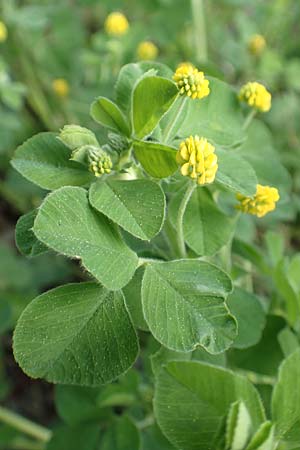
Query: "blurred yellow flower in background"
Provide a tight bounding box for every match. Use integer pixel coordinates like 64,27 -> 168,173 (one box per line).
104,12 -> 129,37
52,79 -> 70,98
137,41 -> 158,60
0,21 -> 8,43
239,82 -> 271,112
248,34 -> 266,56
177,136 -> 218,185
236,184 -> 279,217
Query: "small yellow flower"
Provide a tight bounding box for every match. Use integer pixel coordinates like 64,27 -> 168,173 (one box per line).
137,41 -> 158,60
248,34 -> 266,56
0,21 -> 8,43
88,148 -> 113,177
52,78 -> 69,98
176,62 -> 195,72
173,65 -> 210,100
236,184 -> 280,218
104,12 -> 129,37
238,82 -> 271,112
176,136 -> 218,185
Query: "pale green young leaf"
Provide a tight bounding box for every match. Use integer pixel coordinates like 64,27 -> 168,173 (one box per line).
227,288 -> 266,349
272,349 -> 300,444
216,149 -> 258,196
90,97 -> 130,136
226,401 -> 252,450
133,140 -> 178,178
142,260 -> 236,353
89,179 -> 165,240
33,186 -> 138,290
132,76 -> 178,138
245,422 -> 275,450
15,210 -> 48,258
11,132 -> 93,190
154,361 -> 266,450
13,283 -> 139,386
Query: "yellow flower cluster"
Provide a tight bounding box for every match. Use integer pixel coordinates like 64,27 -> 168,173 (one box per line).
173,64 -> 210,100
236,184 -> 279,218
239,82 -> 271,112
52,79 -> 69,98
104,12 -> 129,37
248,34 -> 266,56
176,136 -> 218,185
137,41 -> 158,61
88,148 -> 113,177
0,21 -> 7,43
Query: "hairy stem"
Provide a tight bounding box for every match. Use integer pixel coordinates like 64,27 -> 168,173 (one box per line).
191,0 -> 208,62
242,109 -> 257,131
176,182 -> 196,258
0,406 -> 52,443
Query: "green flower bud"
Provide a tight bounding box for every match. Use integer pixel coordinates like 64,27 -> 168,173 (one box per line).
87,147 -> 113,177
58,125 -> 99,151
107,132 -> 130,154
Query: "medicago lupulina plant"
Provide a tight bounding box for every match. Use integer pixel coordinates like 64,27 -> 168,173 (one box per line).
11,62 -> 300,450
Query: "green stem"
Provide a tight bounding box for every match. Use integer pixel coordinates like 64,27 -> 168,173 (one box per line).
162,96 -> 186,144
191,0 -> 208,63
9,437 -> 45,450
176,182 -> 196,258
242,109 -> 257,131
0,406 -> 52,443
136,415 -> 155,430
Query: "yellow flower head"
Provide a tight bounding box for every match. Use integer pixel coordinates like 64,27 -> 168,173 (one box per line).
236,184 -> 280,218
137,41 -> 158,61
173,65 -> 210,100
177,62 -> 195,72
52,78 -> 69,98
0,21 -> 8,43
248,34 -> 266,56
88,148 -> 113,177
176,136 -> 218,185
104,12 -> 129,37
239,82 -> 271,112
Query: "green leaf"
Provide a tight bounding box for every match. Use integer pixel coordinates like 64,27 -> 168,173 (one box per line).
123,267 -> 149,331
227,288 -> 266,349
245,422 -> 275,450
278,327 -> 300,358
142,424 -> 177,450
46,424 -> 100,450
33,186 -> 138,290
15,210 -> 48,258
154,361 -> 266,450
216,149 -> 258,196
169,187 -> 235,256
142,260 -> 236,353
133,140 -> 178,178
90,97 -> 130,136
226,401 -> 252,450
240,121 -> 291,195
89,179 -> 165,240
115,62 -> 173,116
55,385 -> 104,425
132,76 -> 178,138
228,315 -> 285,377
11,132 -> 93,190
177,77 -> 245,147
13,282 -> 139,386
272,349 -> 300,445
100,415 -> 141,450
